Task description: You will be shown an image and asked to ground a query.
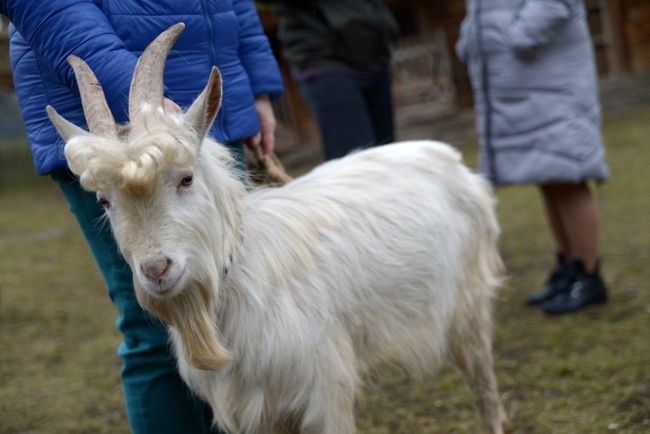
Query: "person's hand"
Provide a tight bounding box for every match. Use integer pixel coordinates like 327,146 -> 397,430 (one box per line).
164,97 -> 182,114
244,95 -> 277,155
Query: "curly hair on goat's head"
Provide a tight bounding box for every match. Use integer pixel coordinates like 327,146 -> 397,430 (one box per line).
64,105 -> 198,193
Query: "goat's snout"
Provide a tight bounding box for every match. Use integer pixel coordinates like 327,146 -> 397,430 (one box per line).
138,254 -> 183,296
141,255 -> 172,282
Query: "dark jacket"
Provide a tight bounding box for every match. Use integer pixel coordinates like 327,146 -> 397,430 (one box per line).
267,0 -> 398,72
456,0 -> 608,186
1,0 -> 284,175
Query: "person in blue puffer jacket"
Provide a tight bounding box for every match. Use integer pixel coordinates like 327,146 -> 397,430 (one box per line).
0,1 -> 283,432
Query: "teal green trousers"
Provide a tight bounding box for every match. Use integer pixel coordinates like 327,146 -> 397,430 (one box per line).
51,141 -> 244,433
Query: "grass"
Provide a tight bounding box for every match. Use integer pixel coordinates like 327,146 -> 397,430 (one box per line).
0,137 -> 50,192
1,105 -> 649,433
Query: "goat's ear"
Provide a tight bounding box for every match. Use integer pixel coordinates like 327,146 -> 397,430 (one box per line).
46,105 -> 88,141
184,66 -> 222,141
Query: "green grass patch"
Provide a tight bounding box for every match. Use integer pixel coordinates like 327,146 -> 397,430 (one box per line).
1,106 -> 649,433
0,137 -> 50,191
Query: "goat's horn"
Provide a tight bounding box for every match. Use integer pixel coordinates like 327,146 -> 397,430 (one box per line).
129,22 -> 185,127
67,56 -> 118,139
46,105 -> 89,141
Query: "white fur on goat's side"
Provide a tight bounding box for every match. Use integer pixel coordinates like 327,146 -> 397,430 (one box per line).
50,23 -> 507,434
172,137 -> 506,434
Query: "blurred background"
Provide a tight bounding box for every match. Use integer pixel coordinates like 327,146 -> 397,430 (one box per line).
2,0 -> 650,182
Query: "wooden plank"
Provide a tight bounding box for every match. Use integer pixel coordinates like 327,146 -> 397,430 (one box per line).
624,0 -> 650,72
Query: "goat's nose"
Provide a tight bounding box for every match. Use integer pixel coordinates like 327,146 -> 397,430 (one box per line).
141,256 -> 172,282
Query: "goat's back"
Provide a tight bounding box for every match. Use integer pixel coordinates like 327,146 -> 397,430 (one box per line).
233,141 -> 500,374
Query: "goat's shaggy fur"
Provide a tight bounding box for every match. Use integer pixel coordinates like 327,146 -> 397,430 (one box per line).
65,107 -> 198,193
48,24 -> 508,434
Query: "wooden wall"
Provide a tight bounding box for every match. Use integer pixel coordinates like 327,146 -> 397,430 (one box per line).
621,0 -> 650,72
0,16 -> 13,89
582,0 -> 650,76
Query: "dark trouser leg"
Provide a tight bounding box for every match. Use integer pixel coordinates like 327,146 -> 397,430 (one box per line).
51,169 -> 218,434
299,72 -> 379,160
363,69 -> 395,146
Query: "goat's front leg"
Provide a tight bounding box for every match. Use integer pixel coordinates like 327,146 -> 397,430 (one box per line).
303,336 -> 359,434
273,383 -> 356,434
322,400 -> 356,434
303,389 -> 356,434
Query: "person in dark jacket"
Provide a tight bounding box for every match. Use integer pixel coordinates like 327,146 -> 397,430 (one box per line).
456,0 -> 609,314
263,0 -> 399,160
0,1 -> 283,432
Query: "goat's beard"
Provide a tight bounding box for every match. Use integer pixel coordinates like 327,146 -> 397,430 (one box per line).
135,280 -> 233,371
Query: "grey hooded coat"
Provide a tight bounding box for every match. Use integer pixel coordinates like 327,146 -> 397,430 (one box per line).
456,0 -> 609,186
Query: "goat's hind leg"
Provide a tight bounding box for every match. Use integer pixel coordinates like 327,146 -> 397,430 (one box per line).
449,305 -> 507,434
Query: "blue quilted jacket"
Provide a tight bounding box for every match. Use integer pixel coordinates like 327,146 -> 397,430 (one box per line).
1,0 -> 284,175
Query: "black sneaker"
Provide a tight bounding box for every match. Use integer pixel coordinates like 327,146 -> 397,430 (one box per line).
526,256 -> 576,305
542,260 -> 608,314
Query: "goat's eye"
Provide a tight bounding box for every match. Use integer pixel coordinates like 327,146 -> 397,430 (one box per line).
99,197 -> 111,208
180,174 -> 193,187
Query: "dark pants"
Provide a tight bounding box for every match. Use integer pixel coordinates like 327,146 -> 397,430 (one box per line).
49,140 -> 245,434
298,69 -> 395,160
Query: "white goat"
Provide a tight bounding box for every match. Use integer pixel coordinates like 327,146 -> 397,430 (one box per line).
47,23 -> 507,434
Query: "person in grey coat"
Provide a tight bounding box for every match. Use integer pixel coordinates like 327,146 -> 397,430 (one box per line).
456,0 -> 609,314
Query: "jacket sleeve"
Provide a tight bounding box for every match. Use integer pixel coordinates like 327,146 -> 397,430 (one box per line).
233,0 -> 284,100
455,17 -> 470,64
509,0 -> 577,57
1,0 -> 139,123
